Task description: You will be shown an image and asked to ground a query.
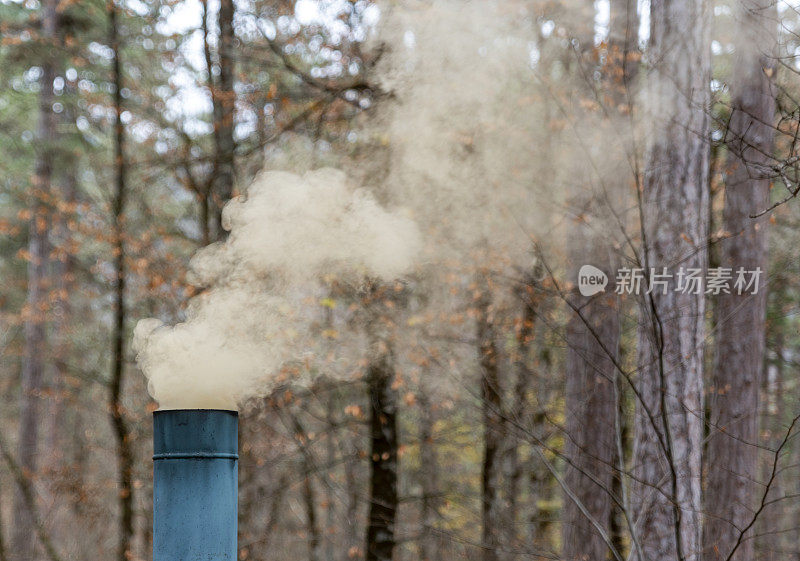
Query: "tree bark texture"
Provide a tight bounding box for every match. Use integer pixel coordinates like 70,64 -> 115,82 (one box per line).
562,282 -> 619,561
12,1 -> 58,559
561,47 -> 621,557
212,0 -> 236,238
705,1 -> 776,559
632,0 -> 711,558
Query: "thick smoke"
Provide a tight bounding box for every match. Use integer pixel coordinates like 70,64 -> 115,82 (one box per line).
135,0 -> 635,409
134,168 -> 421,410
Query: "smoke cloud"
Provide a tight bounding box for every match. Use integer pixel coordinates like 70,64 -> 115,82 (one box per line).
135,0 -> 636,409
375,0 -> 554,260
134,168 -> 421,410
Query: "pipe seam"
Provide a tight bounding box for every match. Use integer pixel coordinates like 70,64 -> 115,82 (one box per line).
152,452 -> 239,460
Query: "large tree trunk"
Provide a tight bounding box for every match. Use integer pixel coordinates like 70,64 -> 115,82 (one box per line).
561,2 -> 624,550
560,3 -> 638,558
212,0 -> 236,238
704,2 -> 776,559
12,1 -> 58,559
632,0 -> 710,558
107,4 -> 134,561
561,258 -> 619,561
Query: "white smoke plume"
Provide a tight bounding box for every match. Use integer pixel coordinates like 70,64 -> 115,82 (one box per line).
369,0 -> 573,265
136,0 -> 636,409
134,168 -> 421,410
371,0 -> 638,270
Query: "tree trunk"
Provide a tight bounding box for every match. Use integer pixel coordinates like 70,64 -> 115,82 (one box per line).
289,412 -> 323,561
418,389 -> 440,561
561,25 -> 622,550
609,372 -> 630,558
43,41 -> 79,542
561,263 -> 619,561
365,334 -> 398,561
212,0 -> 236,238
303,470 -> 322,561
200,0 -> 214,243
12,1 -> 57,559
476,272 -> 502,561
502,270 -> 539,555
344,433 -> 360,556
0,480 -> 8,561
755,339 -> 783,561
705,3 -> 776,558
43,128 -> 77,553
108,4 -> 134,560
524,334 -> 556,551
324,395 -> 337,561
0,435 -> 61,561
606,4 -> 638,556
632,0 -> 710,558
46,180 -> 75,458
608,0 -> 640,101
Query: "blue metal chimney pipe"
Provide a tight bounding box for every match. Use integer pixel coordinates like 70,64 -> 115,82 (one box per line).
153,409 -> 238,561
